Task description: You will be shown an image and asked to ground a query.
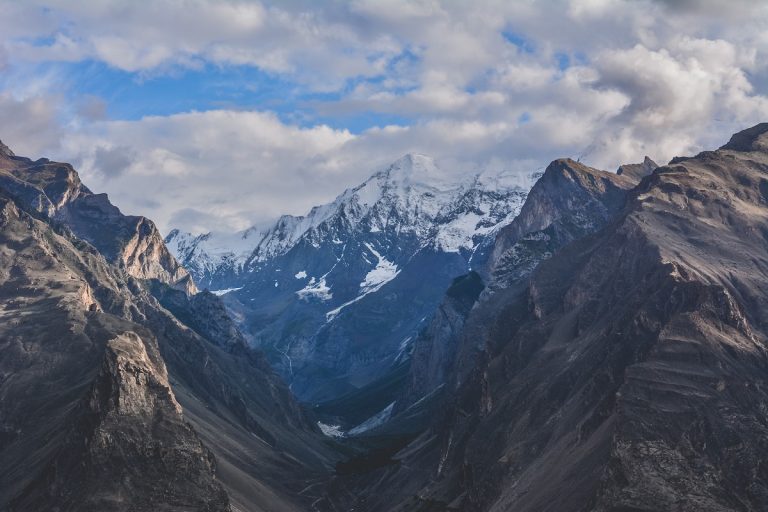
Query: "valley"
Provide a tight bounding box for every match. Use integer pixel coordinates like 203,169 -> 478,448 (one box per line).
4,124 -> 768,511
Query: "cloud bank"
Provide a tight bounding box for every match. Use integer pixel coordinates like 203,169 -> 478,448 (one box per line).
1,0 -> 767,232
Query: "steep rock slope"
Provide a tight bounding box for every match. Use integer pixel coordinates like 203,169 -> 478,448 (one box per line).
168,154 -> 531,401
429,131 -> 768,511
0,195 -> 227,511
488,158 -> 639,288
399,158 -> 648,414
0,147 -> 195,293
0,142 -> 335,511
318,157 -> 650,510
324,125 -> 768,512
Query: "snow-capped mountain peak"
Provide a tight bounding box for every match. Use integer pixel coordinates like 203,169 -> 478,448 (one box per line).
166,154 -> 531,290
165,153 -> 534,401
372,153 -> 449,191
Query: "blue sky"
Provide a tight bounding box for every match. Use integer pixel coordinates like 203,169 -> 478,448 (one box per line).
44,59 -> 413,132
1,0 -> 767,233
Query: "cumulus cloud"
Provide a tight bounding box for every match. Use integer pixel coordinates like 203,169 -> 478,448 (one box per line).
1,0 -> 768,233
60,111 -> 356,232
0,93 -> 63,157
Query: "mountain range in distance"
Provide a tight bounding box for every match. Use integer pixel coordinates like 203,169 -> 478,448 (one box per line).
3,123 -> 768,511
166,154 -> 533,404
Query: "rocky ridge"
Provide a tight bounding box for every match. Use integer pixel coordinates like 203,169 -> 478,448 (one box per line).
323,125 -> 768,512
0,141 -> 335,511
0,148 -> 195,293
399,157 -> 653,415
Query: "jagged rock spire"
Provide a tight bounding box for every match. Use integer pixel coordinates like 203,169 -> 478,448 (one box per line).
720,122 -> 768,152
0,139 -> 14,157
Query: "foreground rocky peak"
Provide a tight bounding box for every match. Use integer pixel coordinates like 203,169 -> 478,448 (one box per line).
0,141 -> 195,293
333,123 -> 768,512
0,193 -> 229,511
399,157 -> 649,415
0,143 -> 336,511
0,139 -> 14,157
487,157 -> 638,287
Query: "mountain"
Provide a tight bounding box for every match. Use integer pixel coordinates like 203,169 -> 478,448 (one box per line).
167,154 -> 532,402
0,148 -> 195,294
7,121 -> 768,512
320,125 -> 768,511
0,142 -> 335,511
399,157 -> 651,414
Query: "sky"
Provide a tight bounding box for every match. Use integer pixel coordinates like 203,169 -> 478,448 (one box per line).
1,0 -> 768,234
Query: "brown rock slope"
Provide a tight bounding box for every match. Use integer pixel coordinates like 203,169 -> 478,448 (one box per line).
400,158 -> 647,415
0,147 -> 195,292
0,194 -> 228,511
0,143 -> 335,511
423,125 -> 768,511
324,124 -> 768,512
320,157 -> 652,511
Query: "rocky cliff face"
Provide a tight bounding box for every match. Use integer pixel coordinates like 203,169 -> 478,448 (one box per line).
322,125 -> 768,512
488,158 -> 640,287
0,146 -> 195,293
0,193 -> 227,511
0,142 -> 335,511
398,157 -> 650,413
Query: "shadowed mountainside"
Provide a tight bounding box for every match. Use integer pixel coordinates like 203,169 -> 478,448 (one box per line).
321,125 -> 768,512
0,143 -> 337,511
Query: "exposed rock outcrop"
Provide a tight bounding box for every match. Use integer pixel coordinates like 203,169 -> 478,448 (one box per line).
399,158 -> 644,413
0,143 -> 195,292
617,155 -> 658,181
323,125 -> 768,512
0,144 -> 335,511
487,158 -> 637,288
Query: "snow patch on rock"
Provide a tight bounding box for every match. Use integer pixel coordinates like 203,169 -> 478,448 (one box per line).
209,287 -> 242,296
360,243 -> 400,293
325,243 -> 400,321
317,422 -> 345,438
297,276 -> 332,301
348,402 -> 396,436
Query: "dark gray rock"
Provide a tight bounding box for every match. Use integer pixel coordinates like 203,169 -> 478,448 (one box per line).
324,124 -> 768,512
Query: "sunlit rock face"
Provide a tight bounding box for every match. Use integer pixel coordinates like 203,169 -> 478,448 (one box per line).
0,143 -> 196,293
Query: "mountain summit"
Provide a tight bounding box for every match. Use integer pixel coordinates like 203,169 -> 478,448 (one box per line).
0,139 -> 14,157
168,153 -> 529,287
0,141 -> 336,511
0,144 -> 195,292
324,123 -> 768,511
719,122 -> 768,152
167,154 -> 532,401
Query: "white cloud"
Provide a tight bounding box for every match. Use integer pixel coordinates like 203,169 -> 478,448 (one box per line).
0,93 -> 63,157
1,0 -> 768,233
58,110 -> 356,232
